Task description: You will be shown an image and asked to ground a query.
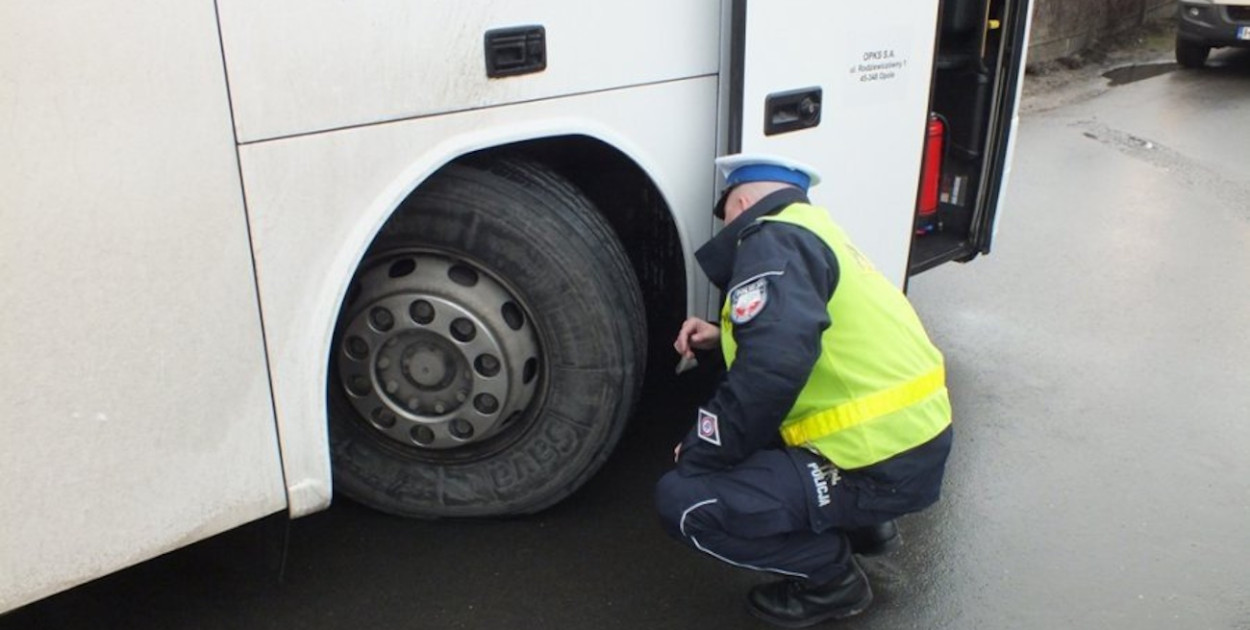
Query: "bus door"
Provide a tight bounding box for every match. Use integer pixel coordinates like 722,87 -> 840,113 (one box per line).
723,0 -> 943,287
722,0 -> 1035,282
916,0 -> 1035,274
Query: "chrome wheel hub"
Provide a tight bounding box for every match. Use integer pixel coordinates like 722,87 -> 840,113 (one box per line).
337,252 -> 542,450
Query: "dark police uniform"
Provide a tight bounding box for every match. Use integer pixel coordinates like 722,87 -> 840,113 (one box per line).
655,187 -> 953,585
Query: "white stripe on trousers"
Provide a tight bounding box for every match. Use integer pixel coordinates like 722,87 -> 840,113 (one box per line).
678,498 -> 810,579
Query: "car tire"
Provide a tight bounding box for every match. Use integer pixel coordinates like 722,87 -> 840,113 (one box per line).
327,157 -> 646,518
1175,37 -> 1210,69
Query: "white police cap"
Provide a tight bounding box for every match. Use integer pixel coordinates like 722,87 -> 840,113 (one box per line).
714,153 -> 823,191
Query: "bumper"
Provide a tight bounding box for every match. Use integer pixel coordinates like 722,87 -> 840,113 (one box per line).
1178,2 -> 1250,46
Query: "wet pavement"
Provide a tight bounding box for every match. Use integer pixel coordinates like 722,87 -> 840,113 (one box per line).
901,48 -> 1250,629
6,49 -> 1250,630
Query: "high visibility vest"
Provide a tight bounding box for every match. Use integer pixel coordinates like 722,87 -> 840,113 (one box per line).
720,203 -> 951,469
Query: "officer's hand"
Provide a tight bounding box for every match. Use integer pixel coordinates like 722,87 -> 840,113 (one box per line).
674,317 -> 720,359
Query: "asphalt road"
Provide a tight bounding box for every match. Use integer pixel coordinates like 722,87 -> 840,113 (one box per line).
6,49 -> 1250,630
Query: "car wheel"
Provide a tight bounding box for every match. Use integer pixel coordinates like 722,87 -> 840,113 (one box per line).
328,157 -> 646,517
1175,37 -> 1210,69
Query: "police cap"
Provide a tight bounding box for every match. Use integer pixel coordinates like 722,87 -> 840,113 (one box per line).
713,153 -> 822,219
715,153 -> 822,191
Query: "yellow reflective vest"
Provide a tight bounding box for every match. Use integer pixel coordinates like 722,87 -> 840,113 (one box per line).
720,203 -> 951,469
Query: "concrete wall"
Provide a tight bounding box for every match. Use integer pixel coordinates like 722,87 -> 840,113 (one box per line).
1028,0 -> 1176,62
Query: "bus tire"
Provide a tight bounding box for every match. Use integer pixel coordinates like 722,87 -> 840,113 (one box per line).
327,157 -> 646,518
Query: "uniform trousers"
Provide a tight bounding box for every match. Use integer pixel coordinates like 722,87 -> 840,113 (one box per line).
655,447 -> 919,586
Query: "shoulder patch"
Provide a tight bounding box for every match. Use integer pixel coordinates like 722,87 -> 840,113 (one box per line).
696,408 -> 721,446
729,276 -> 770,324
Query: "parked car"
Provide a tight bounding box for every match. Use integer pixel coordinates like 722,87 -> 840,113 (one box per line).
1176,0 -> 1250,67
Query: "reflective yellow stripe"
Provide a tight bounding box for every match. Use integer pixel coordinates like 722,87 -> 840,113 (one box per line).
781,366 -> 946,446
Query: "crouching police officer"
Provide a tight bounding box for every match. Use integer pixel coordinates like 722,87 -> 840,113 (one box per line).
655,154 -> 953,627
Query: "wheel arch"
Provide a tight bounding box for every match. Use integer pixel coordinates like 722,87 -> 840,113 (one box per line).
293,125 -> 694,516
340,129 -> 695,368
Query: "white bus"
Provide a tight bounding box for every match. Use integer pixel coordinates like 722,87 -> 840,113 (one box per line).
0,0 -> 1033,612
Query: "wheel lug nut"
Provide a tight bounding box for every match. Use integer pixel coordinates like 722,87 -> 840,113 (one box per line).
450,419 -> 474,439
345,336 -> 369,360
370,307 -> 394,332
475,354 -> 501,377
435,402 -> 445,414
385,381 -> 399,394
347,376 -> 371,397
475,393 -> 499,414
451,318 -> 476,342
371,407 -> 396,429
378,357 -> 391,369
407,398 -> 419,410
411,426 -> 435,445
456,390 -> 467,402
410,300 -> 435,325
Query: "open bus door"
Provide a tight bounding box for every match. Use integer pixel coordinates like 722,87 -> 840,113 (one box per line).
913,0 -> 1034,274
722,0 -> 1034,284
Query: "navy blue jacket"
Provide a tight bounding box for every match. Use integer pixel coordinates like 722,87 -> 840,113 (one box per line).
677,189 -> 952,495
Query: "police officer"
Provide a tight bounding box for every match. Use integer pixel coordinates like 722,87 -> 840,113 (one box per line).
655,154 -> 953,627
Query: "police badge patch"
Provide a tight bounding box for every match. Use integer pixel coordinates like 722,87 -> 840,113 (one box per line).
696,408 -> 721,446
729,277 -> 769,324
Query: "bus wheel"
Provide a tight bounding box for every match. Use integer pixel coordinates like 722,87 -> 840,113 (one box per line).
327,157 -> 646,517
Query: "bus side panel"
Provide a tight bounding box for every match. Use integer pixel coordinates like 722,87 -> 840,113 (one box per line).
0,1 -> 285,611
235,79 -> 719,510
216,1 -> 721,143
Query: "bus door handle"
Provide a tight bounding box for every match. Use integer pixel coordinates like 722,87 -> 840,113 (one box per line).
484,25 -> 547,78
764,87 -> 822,136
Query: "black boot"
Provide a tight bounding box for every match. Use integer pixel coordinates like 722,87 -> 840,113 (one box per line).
846,519 -> 901,556
747,559 -> 873,628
